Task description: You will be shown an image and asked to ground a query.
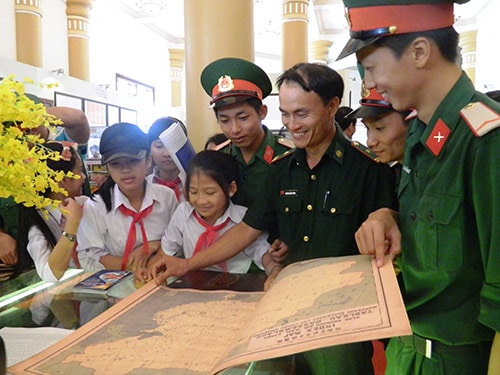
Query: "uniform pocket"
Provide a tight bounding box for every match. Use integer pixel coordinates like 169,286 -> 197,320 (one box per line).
415,193 -> 463,270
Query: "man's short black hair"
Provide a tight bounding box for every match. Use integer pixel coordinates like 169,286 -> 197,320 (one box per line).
276,63 -> 344,106
374,26 -> 459,63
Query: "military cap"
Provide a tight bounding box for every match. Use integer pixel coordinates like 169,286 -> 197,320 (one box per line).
347,83 -> 394,119
337,0 -> 470,60
200,57 -> 272,108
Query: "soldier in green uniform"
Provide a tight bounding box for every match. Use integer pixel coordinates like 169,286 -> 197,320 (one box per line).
150,62 -> 397,374
338,0 -> 500,374
200,57 -> 294,210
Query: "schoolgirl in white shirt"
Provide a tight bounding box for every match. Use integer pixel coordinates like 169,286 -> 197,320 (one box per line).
18,141 -> 87,282
151,150 -> 280,275
145,117 -> 187,202
77,123 -> 178,273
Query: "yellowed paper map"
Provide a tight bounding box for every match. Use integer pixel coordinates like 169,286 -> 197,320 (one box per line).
9,255 -> 411,375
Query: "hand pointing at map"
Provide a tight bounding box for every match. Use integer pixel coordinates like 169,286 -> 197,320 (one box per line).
148,253 -> 190,285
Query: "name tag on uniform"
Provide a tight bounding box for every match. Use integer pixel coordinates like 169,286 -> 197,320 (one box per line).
280,189 -> 298,197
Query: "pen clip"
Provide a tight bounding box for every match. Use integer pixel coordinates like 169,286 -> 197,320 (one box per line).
323,191 -> 330,208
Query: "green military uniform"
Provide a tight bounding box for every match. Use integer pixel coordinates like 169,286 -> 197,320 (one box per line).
202,57 -> 294,251
388,73 -> 500,374
217,125 -> 293,208
244,127 -> 398,374
338,0 -> 499,373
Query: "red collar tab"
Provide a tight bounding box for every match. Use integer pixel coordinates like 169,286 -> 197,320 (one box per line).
264,145 -> 274,164
425,119 -> 450,157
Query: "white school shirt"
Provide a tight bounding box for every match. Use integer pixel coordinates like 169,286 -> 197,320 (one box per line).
77,181 -> 178,272
146,166 -> 185,202
161,201 -> 269,273
27,196 -> 88,282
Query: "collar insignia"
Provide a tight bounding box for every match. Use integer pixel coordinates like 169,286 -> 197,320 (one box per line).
425,119 -> 450,157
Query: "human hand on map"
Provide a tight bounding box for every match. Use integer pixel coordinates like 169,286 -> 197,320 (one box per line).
355,208 -> 401,267
149,253 -> 189,285
267,238 -> 288,263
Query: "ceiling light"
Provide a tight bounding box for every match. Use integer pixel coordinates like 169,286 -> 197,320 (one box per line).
136,0 -> 167,13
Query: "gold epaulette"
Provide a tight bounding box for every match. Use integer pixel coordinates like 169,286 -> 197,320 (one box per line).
272,148 -> 295,163
277,137 -> 295,149
351,141 -> 380,163
214,139 -> 231,152
460,101 -> 500,137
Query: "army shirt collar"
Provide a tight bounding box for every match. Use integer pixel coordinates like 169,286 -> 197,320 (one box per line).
414,72 -> 475,156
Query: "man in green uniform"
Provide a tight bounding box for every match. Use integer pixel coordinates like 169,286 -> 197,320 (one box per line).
150,62 -> 397,374
200,57 -> 293,210
338,1 -> 500,374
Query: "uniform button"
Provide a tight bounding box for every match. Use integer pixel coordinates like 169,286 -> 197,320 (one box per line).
330,207 -> 336,214
410,212 -> 417,220
303,236 -> 310,242
306,204 -> 313,211
335,150 -> 343,158
310,174 -> 317,181
426,211 -> 434,221
284,207 -> 289,213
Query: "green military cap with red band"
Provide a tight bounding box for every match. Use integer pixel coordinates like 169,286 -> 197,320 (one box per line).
337,0 -> 470,60
200,57 -> 272,109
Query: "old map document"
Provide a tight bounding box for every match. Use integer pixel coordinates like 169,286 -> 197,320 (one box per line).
9,255 -> 410,374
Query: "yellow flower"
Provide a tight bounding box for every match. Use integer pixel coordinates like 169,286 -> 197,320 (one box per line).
0,76 -> 75,212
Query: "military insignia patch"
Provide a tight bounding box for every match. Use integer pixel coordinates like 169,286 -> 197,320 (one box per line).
425,119 -> 450,157
351,141 -> 380,163
217,75 -> 234,93
460,102 -> 500,137
263,145 -> 274,164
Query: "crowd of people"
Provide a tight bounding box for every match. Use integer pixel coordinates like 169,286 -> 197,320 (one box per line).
1,0 -> 499,374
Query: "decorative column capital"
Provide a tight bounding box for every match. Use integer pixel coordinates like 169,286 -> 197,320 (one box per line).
169,48 -> 185,69
66,0 -> 94,39
15,0 -> 42,16
309,40 -> 333,64
282,0 -> 309,22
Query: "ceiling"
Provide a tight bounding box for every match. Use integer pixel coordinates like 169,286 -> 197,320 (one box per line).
108,0 -> 494,63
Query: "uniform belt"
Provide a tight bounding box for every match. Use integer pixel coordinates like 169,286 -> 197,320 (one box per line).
398,334 -> 485,359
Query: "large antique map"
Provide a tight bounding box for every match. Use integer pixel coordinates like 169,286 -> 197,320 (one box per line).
9,255 -> 411,374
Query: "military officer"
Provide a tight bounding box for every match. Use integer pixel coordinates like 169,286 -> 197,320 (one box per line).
150,62 -> 398,374
347,85 -> 410,166
338,1 -> 500,374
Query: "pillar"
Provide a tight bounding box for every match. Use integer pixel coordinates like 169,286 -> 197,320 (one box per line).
184,0 -> 254,151
66,0 -> 93,81
15,0 -> 43,67
459,30 -> 477,85
309,40 -> 333,64
169,48 -> 184,108
282,0 -> 309,70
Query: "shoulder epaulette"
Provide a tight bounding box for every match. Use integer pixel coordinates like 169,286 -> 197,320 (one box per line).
351,141 -> 380,163
460,101 -> 500,137
277,137 -> 295,149
214,139 -> 231,152
272,148 -> 295,163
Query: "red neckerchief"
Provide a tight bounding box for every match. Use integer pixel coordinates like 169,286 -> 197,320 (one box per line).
192,211 -> 230,272
153,176 -> 182,201
118,203 -> 154,270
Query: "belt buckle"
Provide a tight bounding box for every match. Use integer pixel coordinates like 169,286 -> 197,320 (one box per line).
425,339 -> 432,359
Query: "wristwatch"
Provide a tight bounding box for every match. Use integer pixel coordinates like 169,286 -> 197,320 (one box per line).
62,231 -> 77,242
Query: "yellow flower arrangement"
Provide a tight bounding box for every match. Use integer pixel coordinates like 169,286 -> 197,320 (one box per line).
0,76 -> 77,211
